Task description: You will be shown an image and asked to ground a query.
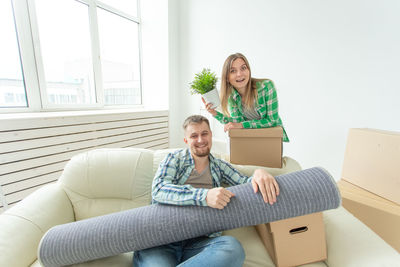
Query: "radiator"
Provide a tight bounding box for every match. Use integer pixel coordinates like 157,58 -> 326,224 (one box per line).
0,109 -> 169,211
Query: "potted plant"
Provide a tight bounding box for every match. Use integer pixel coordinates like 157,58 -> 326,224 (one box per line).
190,68 -> 220,108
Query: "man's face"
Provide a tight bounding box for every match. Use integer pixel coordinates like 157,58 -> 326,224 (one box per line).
184,121 -> 212,158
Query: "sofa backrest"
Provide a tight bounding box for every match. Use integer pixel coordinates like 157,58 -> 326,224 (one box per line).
59,148 -> 155,220
58,147 -> 302,221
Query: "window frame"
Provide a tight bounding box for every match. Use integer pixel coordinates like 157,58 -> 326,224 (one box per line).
1,0 -> 142,113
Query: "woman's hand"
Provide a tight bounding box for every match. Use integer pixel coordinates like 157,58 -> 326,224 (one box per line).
202,97 -> 217,116
224,122 -> 243,132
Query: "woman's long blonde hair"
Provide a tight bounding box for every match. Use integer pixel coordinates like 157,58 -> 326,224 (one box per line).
220,53 -> 264,116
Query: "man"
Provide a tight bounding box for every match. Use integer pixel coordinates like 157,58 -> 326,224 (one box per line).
133,115 -> 279,267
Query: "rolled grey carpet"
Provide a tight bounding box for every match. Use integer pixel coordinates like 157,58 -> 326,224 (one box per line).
38,167 -> 341,267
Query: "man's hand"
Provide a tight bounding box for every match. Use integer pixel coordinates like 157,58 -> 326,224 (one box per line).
206,187 -> 235,209
251,169 -> 279,204
224,122 -> 243,132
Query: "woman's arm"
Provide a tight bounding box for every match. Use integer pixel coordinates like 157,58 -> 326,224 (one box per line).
202,97 -> 238,124
214,111 -> 238,124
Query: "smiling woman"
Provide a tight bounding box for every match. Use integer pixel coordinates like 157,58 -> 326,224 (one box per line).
203,53 -> 289,142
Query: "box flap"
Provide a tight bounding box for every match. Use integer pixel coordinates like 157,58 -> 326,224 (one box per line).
337,180 -> 400,215
229,127 -> 283,138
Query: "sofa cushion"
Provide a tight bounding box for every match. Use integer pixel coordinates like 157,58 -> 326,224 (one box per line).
59,148 -> 154,220
324,206 -> 400,267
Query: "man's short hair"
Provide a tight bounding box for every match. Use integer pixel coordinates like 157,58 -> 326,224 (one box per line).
182,115 -> 210,130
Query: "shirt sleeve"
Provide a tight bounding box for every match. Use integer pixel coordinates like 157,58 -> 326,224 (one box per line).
214,111 -> 233,124
242,80 -> 281,129
216,159 -> 252,186
151,153 -> 208,206
213,96 -> 244,124
214,110 -> 242,124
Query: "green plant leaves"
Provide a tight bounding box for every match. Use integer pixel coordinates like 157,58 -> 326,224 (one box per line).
189,68 -> 218,95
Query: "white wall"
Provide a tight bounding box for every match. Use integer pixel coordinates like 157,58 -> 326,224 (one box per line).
168,0 -> 400,180
141,0 -> 169,109
168,0 -> 182,144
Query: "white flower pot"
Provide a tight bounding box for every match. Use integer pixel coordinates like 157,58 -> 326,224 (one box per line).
202,88 -> 220,109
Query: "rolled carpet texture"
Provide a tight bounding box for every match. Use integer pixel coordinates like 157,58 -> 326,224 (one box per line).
38,167 -> 341,267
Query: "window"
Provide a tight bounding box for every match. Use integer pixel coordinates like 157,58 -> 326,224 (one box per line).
0,0 -> 141,112
98,0 -> 137,17
97,7 -> 141,105
34,0 -> 95,106
0,0 -> 28,108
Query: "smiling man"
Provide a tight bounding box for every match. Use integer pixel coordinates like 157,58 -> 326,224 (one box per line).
133,115 -> 279,267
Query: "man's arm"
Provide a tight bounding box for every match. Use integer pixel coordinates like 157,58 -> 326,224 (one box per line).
217,159 -> 251,186
217,159 -> 279,204
152,153 -> 208,206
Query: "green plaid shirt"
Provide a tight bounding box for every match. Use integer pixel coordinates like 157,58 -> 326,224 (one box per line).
214,79 -> 289,142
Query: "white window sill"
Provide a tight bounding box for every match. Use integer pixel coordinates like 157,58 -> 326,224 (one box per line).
0,106 -> 168,121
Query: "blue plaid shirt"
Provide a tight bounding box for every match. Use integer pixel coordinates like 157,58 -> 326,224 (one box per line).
152,148 -> 252,206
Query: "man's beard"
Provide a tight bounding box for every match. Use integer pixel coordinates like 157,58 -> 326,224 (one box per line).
191,145 -> 210,157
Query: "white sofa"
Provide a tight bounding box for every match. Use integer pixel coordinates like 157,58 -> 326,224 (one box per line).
1,148 -> 399,267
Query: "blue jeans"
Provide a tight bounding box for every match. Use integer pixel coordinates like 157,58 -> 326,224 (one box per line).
133,235 -> 245,267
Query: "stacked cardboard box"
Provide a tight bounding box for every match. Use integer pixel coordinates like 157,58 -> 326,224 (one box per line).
229,127 -> 283,168
339,128 -> 400,252
256,213 -> 327,267
229,127 -> 326,266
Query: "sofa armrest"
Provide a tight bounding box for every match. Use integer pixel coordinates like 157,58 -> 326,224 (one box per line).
0,183 -> 74,267
323,207 -> 400,267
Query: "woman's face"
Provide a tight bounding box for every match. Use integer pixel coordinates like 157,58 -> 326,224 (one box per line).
228,58 -> 250,93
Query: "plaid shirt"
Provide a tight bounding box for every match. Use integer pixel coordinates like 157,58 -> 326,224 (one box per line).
214,79 -> 289,142
152,149 -> 251,237
152,148 -> 251,206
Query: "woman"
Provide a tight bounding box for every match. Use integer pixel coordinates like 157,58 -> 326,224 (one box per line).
203,52 -> 289,142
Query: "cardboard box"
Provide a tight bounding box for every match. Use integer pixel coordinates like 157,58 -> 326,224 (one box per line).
338,179 -> 400,252
229,127 -> 283,168
341,128 -> 400,204
255,212 -> 327,267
